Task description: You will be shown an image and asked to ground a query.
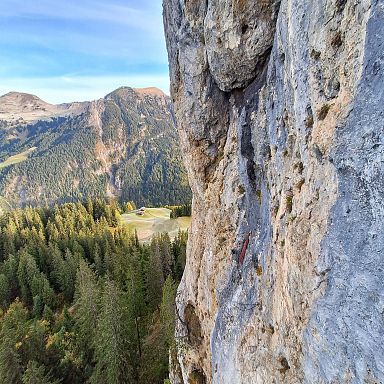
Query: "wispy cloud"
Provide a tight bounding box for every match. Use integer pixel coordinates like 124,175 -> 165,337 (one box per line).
0,0 -> 163,33
0,0 -> 169,103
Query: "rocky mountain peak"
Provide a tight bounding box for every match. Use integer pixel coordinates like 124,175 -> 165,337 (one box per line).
105,86 -> 168,102
133,87 -> 167,97
0,85 -> 190,208
0,91 -> 51,113
0,91 -> 88,126
0,86 -> 169,128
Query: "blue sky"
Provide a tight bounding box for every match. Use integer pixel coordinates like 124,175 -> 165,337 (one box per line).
0,0 -> 170,103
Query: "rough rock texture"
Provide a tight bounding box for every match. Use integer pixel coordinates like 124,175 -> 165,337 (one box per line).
163,0 -> 384,383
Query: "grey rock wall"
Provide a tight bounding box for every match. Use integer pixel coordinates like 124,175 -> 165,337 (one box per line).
163,0 -> 384,383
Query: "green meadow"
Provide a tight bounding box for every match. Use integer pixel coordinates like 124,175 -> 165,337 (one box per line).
0,147 -> 37,169
121,207 -> 191,242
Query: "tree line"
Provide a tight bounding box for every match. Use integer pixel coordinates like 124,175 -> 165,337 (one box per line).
0,92 -> 191,208
0,199 -> 187,383
167,204 -> 192,219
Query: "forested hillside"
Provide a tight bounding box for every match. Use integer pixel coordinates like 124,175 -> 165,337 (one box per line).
0,88 -> 191,208
0,200 -> 187,383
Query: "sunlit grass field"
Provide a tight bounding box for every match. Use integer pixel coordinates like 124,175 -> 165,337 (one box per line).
0,147 -> 36,169
0,197 -> 11,216
121,207 -> 191,242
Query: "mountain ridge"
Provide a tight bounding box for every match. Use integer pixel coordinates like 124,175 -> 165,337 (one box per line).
0,91 -> 88,127
0,86 -> 191,208
0,87 -> 168,127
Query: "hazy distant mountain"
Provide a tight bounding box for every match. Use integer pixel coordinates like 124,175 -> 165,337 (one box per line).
0,87 -> 191,207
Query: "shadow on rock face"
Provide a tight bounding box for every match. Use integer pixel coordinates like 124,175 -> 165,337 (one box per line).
185,303 -> 202,346
188,368 -> 207,384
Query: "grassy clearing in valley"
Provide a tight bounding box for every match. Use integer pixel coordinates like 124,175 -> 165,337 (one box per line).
121,207 -> 191,242
0,197 -> 11,216
0,147 -> 37,169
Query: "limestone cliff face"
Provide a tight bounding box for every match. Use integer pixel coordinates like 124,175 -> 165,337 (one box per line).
163,0 -> 384,383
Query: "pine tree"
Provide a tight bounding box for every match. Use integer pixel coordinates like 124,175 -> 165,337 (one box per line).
102,235 -> 113,276
0,273 -> 10,308
159,233 -> 173,278
85,198 -> 94,217
0,300 -> 28,383
111,209 -> 121,227
147,242 -> 164,311
62,249 -> 78,301
173,230 -> 187,281
134,229 -> 139,247
17,250 -> 39,305
0,202 -> 188,383
91,278 -> 132,384
1,225 -> 16,260
22,361 -> 59,384
1,254 -> 19,300
160,275 -> 177,348
140,275 -> 177,384
32,295 -> 44,318
42,305 -> 54,325
126,249 -> 146,361
30,273 -> 55,309
73,260 -> 99,368
93,243 -> 104,276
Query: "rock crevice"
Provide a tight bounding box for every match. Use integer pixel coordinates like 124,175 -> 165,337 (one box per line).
163,0 -> 384,383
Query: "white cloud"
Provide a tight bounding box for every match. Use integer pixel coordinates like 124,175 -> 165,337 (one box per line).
0,0 -> 163,35
0,0 -> 168,74
0,1 -> 169,103
0,74 -> 171,104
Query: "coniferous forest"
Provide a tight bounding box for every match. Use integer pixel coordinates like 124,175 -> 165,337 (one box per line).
0,199 -> 187,384
168,204 -> 192,219
0,88 -> 191,208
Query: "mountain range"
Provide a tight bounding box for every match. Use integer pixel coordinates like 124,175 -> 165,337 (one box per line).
0,87 -> 191,208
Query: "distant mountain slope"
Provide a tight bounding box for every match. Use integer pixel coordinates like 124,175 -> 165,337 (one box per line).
0,87 -> 191,207
0,91 -> 87,127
